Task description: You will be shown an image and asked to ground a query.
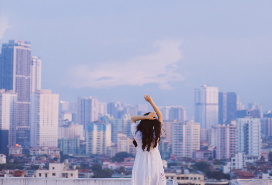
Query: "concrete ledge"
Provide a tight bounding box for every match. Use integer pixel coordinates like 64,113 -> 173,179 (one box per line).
0,178 -> 131,185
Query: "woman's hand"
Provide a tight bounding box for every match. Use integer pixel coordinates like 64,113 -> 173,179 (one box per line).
146,111 -> 157,120
144,94 -> 153,103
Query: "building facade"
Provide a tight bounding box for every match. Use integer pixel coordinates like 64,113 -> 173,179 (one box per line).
218,92 -> 238,124
172,121 -> 200,158
30,90 -> 59,147
86,121 -> 111,155
77,97 -> 99,130
237,118 -> 261,159
0,89 -> 17,146
195,85 -> 219,129
30,56 -> 41,93
0,40 -> 32,146
211,123 -> 236,160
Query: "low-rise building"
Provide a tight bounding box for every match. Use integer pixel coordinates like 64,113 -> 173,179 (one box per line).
193,149 -> 213,160
34,162 -> 78,178
30,146 -> 60,158
0,154 -> 6,164
165,172 -> 205,185
9,145 -> 23,155
223,152 -> 246,174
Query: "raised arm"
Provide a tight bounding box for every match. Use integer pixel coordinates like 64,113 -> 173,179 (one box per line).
131,112 -> 157,123
144,95 -> 163,123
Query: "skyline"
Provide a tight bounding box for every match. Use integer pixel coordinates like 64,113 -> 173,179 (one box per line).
1,1 -> 272,117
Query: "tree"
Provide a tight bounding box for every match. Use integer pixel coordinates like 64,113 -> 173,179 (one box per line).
269,152 -> 272,163
91,163 -> 113,178
193,161 -> 210,173
111,152 -> 134,162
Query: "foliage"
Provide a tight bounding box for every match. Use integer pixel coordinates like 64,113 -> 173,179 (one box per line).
91,163 -> 113,178
193,161 -> 211,173
269,152 -> 272,163
111,152 -> 134,162
168,162 -> 179,168
206,171 -> 230,180
0,163 -> 24,170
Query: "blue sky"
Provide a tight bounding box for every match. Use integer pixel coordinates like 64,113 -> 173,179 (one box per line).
1,0 -> 272,118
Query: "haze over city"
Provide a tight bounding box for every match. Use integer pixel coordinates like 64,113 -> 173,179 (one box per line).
1,0 -> 272,118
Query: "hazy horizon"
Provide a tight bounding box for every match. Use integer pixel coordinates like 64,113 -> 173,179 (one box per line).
1,0 -> 272,118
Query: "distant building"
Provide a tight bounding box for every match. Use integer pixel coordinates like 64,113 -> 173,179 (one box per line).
86,121 -> 111,155
237,118 -> 261,159
30,56 -> 41,93
0,154 -> 6,164
261,118 -> 272,139
111,114 -> 131,144
195,85 -> 219,129
29,146 -> 60,158
223,152 -> 246,174
58,137 -> 80,155
77,97 -> 99,130
107,102 -> 122,119
9,145 -> 23,155
58,123 -> 84,140
0,89 -> 17,147
160,106 -> 186,121
211,123 -> 236,160
193,149 -> 213,160
30,90 -> 59,147
218,92 -> 238,124
172,121 -> 200,158
0,40 -> 32,147
34,162 -> 78,178
165,172 -> 204,185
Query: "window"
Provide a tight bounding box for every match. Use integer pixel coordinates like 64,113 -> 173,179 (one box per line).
71,173 -> 73,176
45,174 -> 47,178
52,173 -> 56,176
39,173 -> 41,177
52,167 -> 55,170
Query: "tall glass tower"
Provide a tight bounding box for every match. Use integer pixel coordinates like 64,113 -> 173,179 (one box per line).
195,85 -> 219,129
0,40 -> 32,146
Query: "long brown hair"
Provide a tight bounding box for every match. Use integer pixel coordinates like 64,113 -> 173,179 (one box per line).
133,112 -> 162,152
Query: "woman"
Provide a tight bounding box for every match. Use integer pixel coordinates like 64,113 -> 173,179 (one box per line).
131,95 -> 166,185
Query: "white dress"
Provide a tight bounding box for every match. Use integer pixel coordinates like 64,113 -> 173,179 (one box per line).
131,122 -> 166,185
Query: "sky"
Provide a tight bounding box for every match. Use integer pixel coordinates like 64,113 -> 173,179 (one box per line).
0,0 -> 272,118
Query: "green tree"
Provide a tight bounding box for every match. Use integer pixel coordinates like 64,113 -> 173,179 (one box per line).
269,152 -> 272,163
193,161 -> 210,173
91,163 -> 113,178
111,152 -> 134,162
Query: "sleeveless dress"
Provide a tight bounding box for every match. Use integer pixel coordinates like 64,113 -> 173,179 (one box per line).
131,122 -> 166,185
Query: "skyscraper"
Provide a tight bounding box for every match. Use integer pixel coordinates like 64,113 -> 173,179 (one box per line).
211,123 -> 236,160
77,97 -> 99,130
30,56 -> 41,93
195,85 -> 219,128
85,121 -> 111,155
30,90 -> 59,147
237,118 -> 261,159
0,89 -> 17,147
0,40 -> 32,146
172,121 -> 200,158
218,92 -> 238,124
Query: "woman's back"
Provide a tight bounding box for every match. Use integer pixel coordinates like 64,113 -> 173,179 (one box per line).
131,122 -> 166,185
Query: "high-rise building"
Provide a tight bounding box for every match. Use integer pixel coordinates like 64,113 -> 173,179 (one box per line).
107,102 -> 122,119
111,114 -> 131,144
85,121 -> 111,155
30,56 -> 41,93
117,133 -> 131,153
237,118 -> 261,159
218,92 -> 238,124
195,85 -> 219,129
261,118 -> 272,139
30,90 -> 59,147
0,89 -> 17,146
0,40 -> 32,146
58,123 -> 84,140
172,121 -> 200,158
77,97 -> 99,130
211,123 -> 236,159
169,106 -> 186,121
160,106 -> 186,121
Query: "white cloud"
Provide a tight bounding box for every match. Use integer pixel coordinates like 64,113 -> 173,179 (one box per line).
0,17 -> 9,39
68,40 -> 184,89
